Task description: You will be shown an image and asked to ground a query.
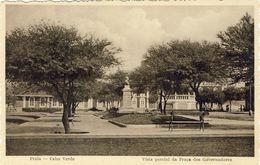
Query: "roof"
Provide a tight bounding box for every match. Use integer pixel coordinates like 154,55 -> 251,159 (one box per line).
16,94 -> 54,97
16,91 -> 54,97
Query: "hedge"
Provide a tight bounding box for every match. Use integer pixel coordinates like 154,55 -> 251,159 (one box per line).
22,108 -> 62,113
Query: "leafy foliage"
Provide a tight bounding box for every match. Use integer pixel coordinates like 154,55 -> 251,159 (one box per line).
223,86 -> 245,101
93,70 -> 127,110
6,22 -> 120,133
217,13 -> 254,83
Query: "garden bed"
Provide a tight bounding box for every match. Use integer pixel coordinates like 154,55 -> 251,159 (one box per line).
6,118 -> 29,125
8,114 -> 41,119
101,112 -> 198,125
6,126 -> 64,134
22,108 -> 62,113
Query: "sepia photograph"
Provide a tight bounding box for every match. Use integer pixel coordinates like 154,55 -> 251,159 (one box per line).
5,4 -> 255,158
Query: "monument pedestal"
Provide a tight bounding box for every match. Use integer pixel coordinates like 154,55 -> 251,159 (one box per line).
120,84 -> 135,112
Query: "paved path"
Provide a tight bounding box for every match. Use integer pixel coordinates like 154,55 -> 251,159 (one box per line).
180,114 -> 254,126
8,111 -> 254,137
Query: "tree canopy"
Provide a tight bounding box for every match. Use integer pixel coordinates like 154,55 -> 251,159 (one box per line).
94,70 -> 127,110
217,13 -> 254,83
6,22 -> 120,133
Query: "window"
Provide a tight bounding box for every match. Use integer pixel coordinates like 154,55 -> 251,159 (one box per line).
40,97 -> 46,107
29,97 -> 35,107
59,102 -> 63,107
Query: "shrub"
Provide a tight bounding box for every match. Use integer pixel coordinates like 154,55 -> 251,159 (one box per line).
108,107 -> 119,114
151,115 -> 171,124
88,107 -> 102,111
151,115 -> 197,124
22,108 -> 62,113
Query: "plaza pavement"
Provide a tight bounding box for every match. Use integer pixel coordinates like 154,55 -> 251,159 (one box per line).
7,111 -> 254,137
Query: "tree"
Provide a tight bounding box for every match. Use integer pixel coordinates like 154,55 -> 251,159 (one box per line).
166,40 -> 226,111
200,88 -> 225,110
130,43 -> 188,114
6,80 -> 45,111
6,81 -> 22,111
212,90 -> 225,110
94,70 -> 127,110
6,22 -> 120,133
217,13 -> 254,111
143,44 -> 181,114
129,62 -> 158,109
94,81 -> 114,110
70,80 -> 96,116
107,70 -> 128,106
223,86 -> 245,112
217,13 -> 254,83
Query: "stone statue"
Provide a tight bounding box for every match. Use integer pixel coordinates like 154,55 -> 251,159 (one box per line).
125,76 -> 130,85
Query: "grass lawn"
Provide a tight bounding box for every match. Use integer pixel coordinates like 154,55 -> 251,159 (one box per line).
6,122 -> 19,129
6,118 -> 29,124
208,125 -> 254,130
6,126 -> 64,134
205,112 -> 254,121
6,136 -> 254,156
101,112 -> 197,125
167,110 -> 254,121
7,114 -> 41,119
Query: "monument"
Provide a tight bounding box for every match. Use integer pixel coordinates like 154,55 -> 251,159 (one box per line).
122,77 -> 133,109
122,84 -> 132,108
120,77 -> 150,112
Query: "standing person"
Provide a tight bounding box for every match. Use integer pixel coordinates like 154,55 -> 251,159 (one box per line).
199,111 -> 205,132
242,105 -> 245,111
226,105 -> 229,112
168,111 -> 174,131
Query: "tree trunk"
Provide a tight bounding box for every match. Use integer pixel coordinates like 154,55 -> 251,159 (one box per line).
159,90 -> 163,113
117,100 -> 120,108
72,106 -> 76,115
62,105 -> 70,134
195,91 -> 203,111
68,104 -> 72,117
229,100 -> 232,112
106,101 -> 109,111
163,100 -> 167,115
71,102 -> 79,116
196,102 -> 199,110
220,103 -> 223,111
199,101 -> 203,111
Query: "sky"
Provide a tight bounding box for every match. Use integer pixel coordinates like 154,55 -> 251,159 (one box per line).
6,5 -> 253,71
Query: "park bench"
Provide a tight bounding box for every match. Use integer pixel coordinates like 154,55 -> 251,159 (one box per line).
165,120 -> 209,131
165,121 -> 207,124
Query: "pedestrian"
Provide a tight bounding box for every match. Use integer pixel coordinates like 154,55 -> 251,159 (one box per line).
226,105 -> 229,112
249,109 -> 253,116
242,105 -> 245,111
168,111 -> 174,131
199,111 -> 205,132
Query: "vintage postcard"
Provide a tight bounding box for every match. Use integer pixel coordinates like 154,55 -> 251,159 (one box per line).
1,0 -> 259,165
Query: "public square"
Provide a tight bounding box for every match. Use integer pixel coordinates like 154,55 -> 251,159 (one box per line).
6,109 -> 254,156
5,5 -> 255,158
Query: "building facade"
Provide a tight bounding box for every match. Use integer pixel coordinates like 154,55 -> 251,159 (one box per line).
12,82 -> 245,112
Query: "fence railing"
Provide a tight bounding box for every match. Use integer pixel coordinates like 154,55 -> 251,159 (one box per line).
168,94 -> 195,101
